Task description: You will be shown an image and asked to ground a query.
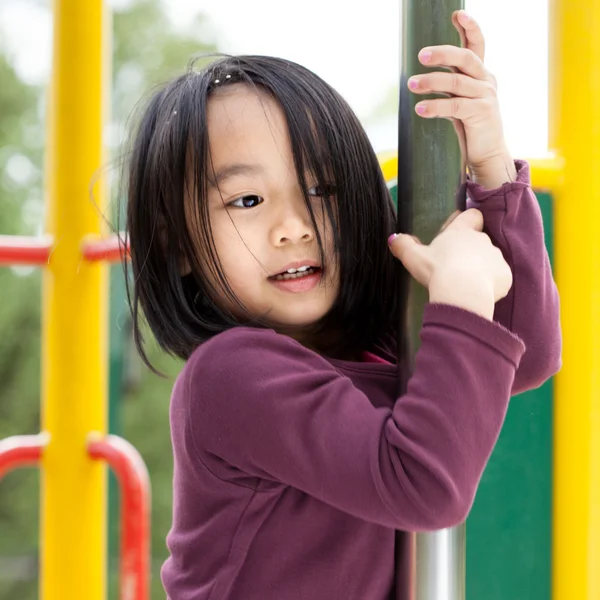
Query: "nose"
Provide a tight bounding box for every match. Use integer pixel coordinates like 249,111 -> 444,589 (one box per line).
270,197 -> 315,247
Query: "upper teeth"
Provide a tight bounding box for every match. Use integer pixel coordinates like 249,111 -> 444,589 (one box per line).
287,266 -> 310,274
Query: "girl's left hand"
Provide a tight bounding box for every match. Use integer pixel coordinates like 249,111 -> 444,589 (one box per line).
407,10 -> 517,189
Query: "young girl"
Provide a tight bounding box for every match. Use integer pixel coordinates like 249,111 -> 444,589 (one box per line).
125,11 -> 561,600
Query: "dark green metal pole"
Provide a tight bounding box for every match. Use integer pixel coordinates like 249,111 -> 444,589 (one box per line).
397,0 -> 467,598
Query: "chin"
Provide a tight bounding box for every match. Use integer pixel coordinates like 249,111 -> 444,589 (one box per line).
269,306 -> 333,330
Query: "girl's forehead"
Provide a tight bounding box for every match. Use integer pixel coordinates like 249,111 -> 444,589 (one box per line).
207,85 -> 286,140
206,86 -> 294,173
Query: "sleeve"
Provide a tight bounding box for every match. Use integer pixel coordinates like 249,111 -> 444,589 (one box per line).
186,307 -> 525,532
466,160 -> 562,395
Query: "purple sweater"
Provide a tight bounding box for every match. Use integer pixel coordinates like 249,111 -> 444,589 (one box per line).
161,161 -> 561,600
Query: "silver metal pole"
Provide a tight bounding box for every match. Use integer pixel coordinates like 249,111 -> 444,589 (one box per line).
416,527 -> 466,598
397,0 -> 467,598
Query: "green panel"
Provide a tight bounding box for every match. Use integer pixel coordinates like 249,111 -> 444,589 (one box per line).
387,182 -> 554,598
466,381 -> 553,600
466,191 -> 554,600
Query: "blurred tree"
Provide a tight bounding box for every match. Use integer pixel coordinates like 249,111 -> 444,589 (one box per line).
0,1 -> 217,598
0,47 -> 45,600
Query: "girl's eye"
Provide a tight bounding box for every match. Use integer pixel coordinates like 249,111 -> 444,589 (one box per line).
308,184 -> 336,198
228,194 -> 264,208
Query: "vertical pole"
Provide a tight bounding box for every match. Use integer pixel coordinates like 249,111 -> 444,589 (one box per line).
550,0 -> 600,598
397,0 -> 466,598
41,0 -> 109,598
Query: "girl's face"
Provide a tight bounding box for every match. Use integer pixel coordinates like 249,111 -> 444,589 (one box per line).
186,85 -> 339,331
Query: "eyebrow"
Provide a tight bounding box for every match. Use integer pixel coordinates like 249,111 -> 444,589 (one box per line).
208,162 -> 264,188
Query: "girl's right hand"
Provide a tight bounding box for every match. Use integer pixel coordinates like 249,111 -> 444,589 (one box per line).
388,209 -> 512,320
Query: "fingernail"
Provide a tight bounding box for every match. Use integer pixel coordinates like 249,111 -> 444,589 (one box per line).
408,77 -> 420,90
388,233 -> 397,244
419,50 -> 432,64
415,104 -> 427,116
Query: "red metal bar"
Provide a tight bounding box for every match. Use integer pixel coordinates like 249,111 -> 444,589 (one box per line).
0,433 -> 47,479
82,235 -> 129,263
0,235 -> 53,266
0,234 -> 130,265
88,434 -> 150,600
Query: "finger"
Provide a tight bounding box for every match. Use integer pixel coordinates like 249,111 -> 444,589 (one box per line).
415,96 -> 496,122
454,10 -> 486,63
451,10 -> 468,49
439,210 -> 461,232
388,234 -> 431,285
408,71 -> 495,99
389,233 -> 422,245
419,45 -> 487,81
444,208 -> 484,232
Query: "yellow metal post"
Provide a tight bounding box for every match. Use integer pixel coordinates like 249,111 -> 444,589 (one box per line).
550,0 -> 600,598
41,0 -> 108,598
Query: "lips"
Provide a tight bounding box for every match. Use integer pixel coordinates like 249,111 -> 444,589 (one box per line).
270,260 -> 322,278
267,260 -> 324,293
271,266 -> 321,281
269,268 -> 323,293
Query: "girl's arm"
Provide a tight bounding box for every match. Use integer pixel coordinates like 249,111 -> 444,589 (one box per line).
467,160 -> 562,394
183,314 -> 524,532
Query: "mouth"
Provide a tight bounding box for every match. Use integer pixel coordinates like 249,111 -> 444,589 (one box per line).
268,263 -> 324,293
269,265 -> 322,281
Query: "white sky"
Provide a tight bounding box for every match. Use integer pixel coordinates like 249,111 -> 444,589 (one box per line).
0,0 -> 548,157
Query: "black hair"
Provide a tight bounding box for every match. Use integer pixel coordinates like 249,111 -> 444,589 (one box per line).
124,54 -> 401,369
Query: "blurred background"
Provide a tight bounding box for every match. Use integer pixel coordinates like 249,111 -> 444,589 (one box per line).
0,0 -> 548,598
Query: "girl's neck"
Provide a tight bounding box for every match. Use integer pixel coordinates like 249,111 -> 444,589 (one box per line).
277,323 -> 362,362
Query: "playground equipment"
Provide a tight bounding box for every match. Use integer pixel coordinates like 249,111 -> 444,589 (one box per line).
0,0 -> 599,598
0,2 -> 149,600
395,1 -> 468,598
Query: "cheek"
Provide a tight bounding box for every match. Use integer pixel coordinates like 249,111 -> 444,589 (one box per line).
210,215 -> 263,289
312,200 -> 338,243
315,218 -> 337,265
210,212 -> 244,257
